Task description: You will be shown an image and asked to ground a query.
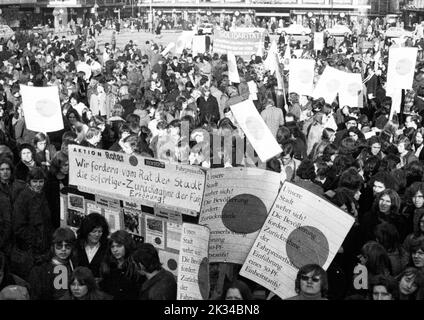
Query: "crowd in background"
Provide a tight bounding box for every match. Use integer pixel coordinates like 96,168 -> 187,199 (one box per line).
1,15 -> 424,300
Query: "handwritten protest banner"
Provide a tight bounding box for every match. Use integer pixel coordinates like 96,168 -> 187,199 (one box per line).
230,99 -> 282,162
213,30 -> 265,60
312,66 -> 344,104
240,181 -> 355,299
386,47 -> 417,94
339,72 -> 363,108
68,146 -> 205,214
177,223 -> 210,300
199,167 -> 281,264
20,85 -> 64,132
289,59 -> 315,96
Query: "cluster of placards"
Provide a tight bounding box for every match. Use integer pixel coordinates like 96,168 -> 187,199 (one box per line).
60,190 -> 183,276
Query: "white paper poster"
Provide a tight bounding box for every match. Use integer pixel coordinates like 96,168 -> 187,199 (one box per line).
386,47 -> 417,93
199,167 -> 281,264
230,99 -> 282,162
240,182 -> 355,299
314,32 -> 324,51
177,223 -> 210,300
312,66 -> 344,104
192,35 -> 206,55
338,73 -> 363,108
161,42 -> 175,56
175,31 -> 195,54
289,59 -> 316,96
76,62 -> 92,80
264,40 -> 278,74
20,85 -> 64,132
227,51 -> 240,83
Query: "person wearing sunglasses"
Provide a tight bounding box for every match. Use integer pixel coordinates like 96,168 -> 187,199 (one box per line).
28,227 -> 76,300
286,264 -> 328,300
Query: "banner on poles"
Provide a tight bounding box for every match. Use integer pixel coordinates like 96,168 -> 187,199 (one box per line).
212,30 -> 266,60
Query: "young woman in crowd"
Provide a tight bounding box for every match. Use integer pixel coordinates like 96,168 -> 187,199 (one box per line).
73,213 -> 110,280
99,230 -> 142,300
61,267 -> 111,300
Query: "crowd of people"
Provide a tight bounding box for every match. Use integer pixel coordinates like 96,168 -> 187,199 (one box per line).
1,14 -> 424,301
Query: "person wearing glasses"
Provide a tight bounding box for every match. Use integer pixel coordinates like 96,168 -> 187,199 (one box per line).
27,227 -> 76,300
74,213 -> 110,281
285,264 -> 328,300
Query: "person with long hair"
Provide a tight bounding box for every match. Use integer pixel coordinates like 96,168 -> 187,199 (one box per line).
308,127 -> 335,161
73,213 -> 110,280
396,267 -> 424,300
359,189 -> 408,245
32,132 -> 56,171
61,267 -> 111,300
374,222 -> 409,276
28,227 -> 76,300
222,279 -> 253,300
411,127 -> 424,160
403,210 -> 424,257
99,230 -> 143,300
358,241 -> 392,282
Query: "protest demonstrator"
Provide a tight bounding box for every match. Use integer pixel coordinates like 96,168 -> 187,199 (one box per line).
2,12 -> 424,302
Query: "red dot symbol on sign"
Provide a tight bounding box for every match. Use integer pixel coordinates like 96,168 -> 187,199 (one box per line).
198,257 -> 210,300
244,116 -> 265,140
285,225 -> 329,269
221,194 -> 268,234
35,99 -> 57,117
395,58 -> 413,76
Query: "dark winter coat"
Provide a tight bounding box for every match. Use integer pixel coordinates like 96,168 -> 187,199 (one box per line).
138,268 -> 177,300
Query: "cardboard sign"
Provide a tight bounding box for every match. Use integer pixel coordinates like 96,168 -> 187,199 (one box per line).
175,31 -> 195,54
264,40 -> 278,74
177,223 -> 210,300
213,30 -> 266,60
240,182 -> 355,299
20,85 -> 64,132
386,47 -> 417,93
68,146 -> 205,214
227,51 -> 240,83
199,167 -> 281,264
76,62 -> 92,80
338,73 -> 363,108
314,32 -> 324,51
192,35 -> 206,55
312,66 -> 344,104
289,59 -> 315,96
230,99 -> 282,162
